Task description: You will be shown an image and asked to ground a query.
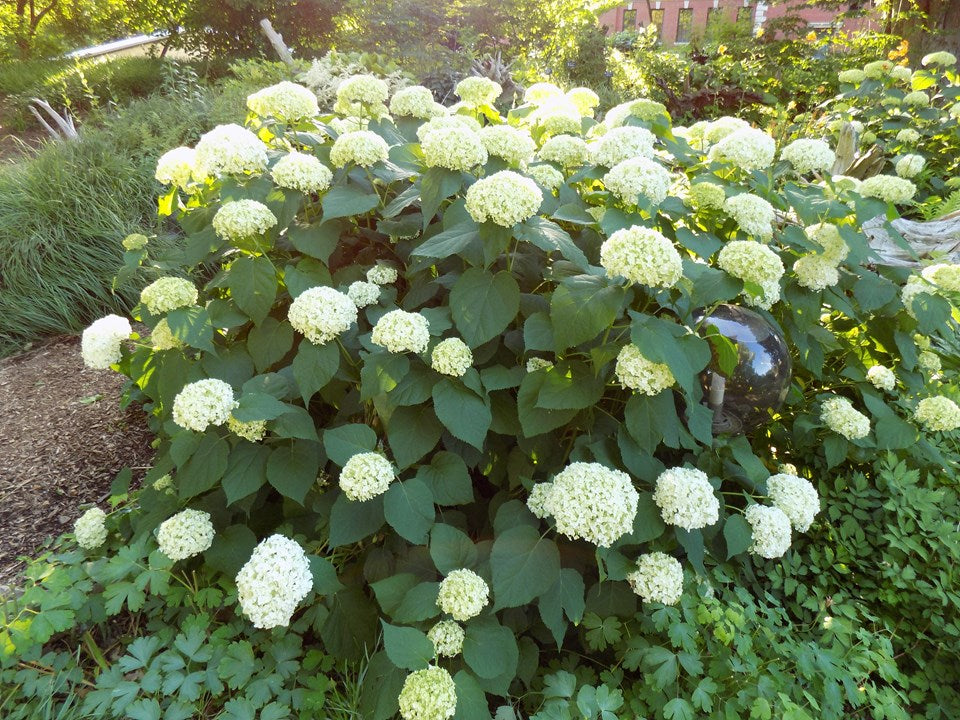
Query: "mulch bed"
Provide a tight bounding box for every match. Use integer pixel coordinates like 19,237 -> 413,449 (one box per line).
0,335 -> 153,586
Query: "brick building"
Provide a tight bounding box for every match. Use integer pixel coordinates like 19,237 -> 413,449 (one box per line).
598,0 -> 876,45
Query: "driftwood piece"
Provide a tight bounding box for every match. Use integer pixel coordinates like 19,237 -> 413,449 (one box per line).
28,98 -> 78,141
862,211 -> 960,266
259,18 -> 296,69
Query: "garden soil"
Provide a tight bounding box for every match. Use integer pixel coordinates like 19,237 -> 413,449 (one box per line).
0,335 -> 153,588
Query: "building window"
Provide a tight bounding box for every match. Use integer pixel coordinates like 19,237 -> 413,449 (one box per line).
623,8 -> 637,30
676,8 -> 693,43
650,8 -> 665,34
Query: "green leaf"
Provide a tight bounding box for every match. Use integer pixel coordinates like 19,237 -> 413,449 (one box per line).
550,275 -> 625,352
453,671 -> 493,720
517,371 -> 579,438
361,352 -> 410,400
385,405 -> 443,469
393,582 -> 442,623
322,185 -> 379,219
247,317 -> 294,373
323,424 -> 378,466
383,478 -> 436,544
218,641 -> 257,690
876,414 -> 917,450
430,524 -> 478,573
624,392 -> 675,454
432,378 -> 491,449
272,405 -> 320,442
178,434 -> 230,498
663,698 -> 695,720
266,441 -> 321,504
412,220 -> 479,259
723,514 -> 753,559
535,360 -> 605,410
619,492 -> 666,545
491,525 -> 560,609
288,220 -> 343,264
228,256 -> 277,325
683,261 -> 742,307
328,493 -> 385,547
420,167 -> 463,226
232,392 -> 289,422
463,618 -> 519,679
309,556 -> 344,595
222,443 -> 270,505
415,452 -> 474,505
516,217 -> 589,269
381,621 -> 434,670
451,268 -> 520,348
523,312 -> 555,351
823,434 -> 848,469
538,568 -> 586,647
205,525 -> 257,576
292,340 -> 340,404
630,313 -> 711,395
167,306 -> 214,352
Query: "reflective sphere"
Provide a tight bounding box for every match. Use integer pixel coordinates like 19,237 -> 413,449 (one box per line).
696,304 -> 792,434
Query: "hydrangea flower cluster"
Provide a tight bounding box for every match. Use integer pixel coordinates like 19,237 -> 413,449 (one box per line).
589,126 -> 656,167
334,74 -> 389,117
330,130 -> 390,168
838,69 -> 866,84
246,81 -> 319,120
864,60 -> 894,79
766,473 -> 820,532
156,508 -> 215,561
716,240 -> 784,309
427,620 -> 465,657
212,199 -> 277,242
921,263 -> 960,292
526,164 -> 565,189
524,82 -> 564,106
615,344 -> 676,395
431,338 -> 473,377
421,126 -> 488,171
155,146 -> 196,188
288,286 -> 358,345
81,314 -> 132,369
456,76 -> 502,106
140,277 -> 198,315
538,134 -> 590,167
347,280 -> 381,308
653,467 -> 719,530
526,357 -> 554,373
339,452 -> 396,500
689,182 -> 726,210
390,85 -> 445,119
600,225 -> 682,288
398,667 -> 458,720
227,416 -> 267,443
723,193 -> 775,240
194,124 -> 268,177
371,310 -> 431,354
74,507 -> 108,549
271,151 -> 333,193
859,174 -> 917,204
367,265 -> 399,285
478,125 -> 536,166
172,379 -> 237,432
235,534 -> 313,629
915,396 -> 960,432
604,98 -> 667,127
793,255 -> 840,291
417,115 -> 481,143
821,395 -> 870,439
919,351 -> 942,374
122,233 -> 148,250
542,462 -> 639,547
437,569 -> 489,621
922,51 -> 957,66
709,127 -> 776,171
465,171 -> 543,227
626,552 -> 684,605
526,482 -> 555,518
566,87 -> 600,115
781,138 -> 836,175
867,365 -> 896,392
603,157 -> 672,206
903,91 -> 930,107
745,505 -> 792,558
896,154 -> 925,179
150,318 -> 180,351
896,128 -> 921,145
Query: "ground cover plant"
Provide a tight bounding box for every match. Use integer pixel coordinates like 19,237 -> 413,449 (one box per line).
3,60 -> 960,720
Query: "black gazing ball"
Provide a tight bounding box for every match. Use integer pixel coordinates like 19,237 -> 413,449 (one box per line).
696,304 -> 792,434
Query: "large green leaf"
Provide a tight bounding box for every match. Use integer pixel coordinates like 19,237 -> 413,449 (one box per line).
430,524 -> 478,573
232,392 -> 290,422
450,268 -> 520,348
723,514 -> 752,559
453,671 -> 493,720
205,525 -> 257,576
266,440 -> 320,504
323,424 -> 378,466
247,317 -> 294,373
385,405 -> 443,469
222,443 -> 270,505
383,478 -> 436,544
322,185 -> 379,219
490,525 -> 560,609
381,621 -> 434,670
167,306 -> 215,352
550,275 -> 625,352
516,217 -> 589,269
629,313 -> 711,395
292,340 -> 340,404
432,378 -> 491,449
463,618 -> 519,680
420,167 -> 463,226
288,220 -> 343,264
538,568 -> 586,647
328,493 -> 385,547
412,220 -> 479,259
228,256 -> 277,325
517,371 -> 579,438
536,360 -> 605,410
415,452 -> 474,505
177,434 -> 230,498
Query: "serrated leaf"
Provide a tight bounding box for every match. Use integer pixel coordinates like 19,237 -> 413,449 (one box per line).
491,525 -> 560,609
450,268 -> 520,348
382,621 -> 434,670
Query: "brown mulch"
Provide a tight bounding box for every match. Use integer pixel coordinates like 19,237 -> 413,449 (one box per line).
0,335 -> 154,585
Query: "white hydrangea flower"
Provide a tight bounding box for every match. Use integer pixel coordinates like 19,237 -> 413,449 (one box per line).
271,151 -> 333,193
236,534 -> 313,629
331,116 -> 367,134
821,395 -> 870,440
603,157 -> 672,206
431,338 -> 473,377
422,126 -> 488,171
766,473 -> 820,532
627,98 -> 668,122
194,124 -> 268,177
437,568 -> 489,621
398,667 -> 458,720
227,416 -> 267,442
830,175 -> 862,194
922,51 -> 957,67
709,128 -> 776,171
745,505 -> 792,558
689,182 -> 726,210
538,134 -> 590,167
347,280 -> 380,308
247,81 -> 319,120
155,146 -> 196,188
589,126 -> 656,167
371,310 -> 430,354
122,233 -> 148,250
901,276 -> 933,318
526,357 -> 554,373
867,365 -> 896,392
74,507 -> 108,549
546,462 -> 639,547
902,91 -> 930,108
212,199 -> 277,242
526,163 -> 565,190
367,265 -> 399,285
950,103 -> 960,120
465,171 -> 543,227
702,116 -> 751,145
417,115 -> 482,144
653,467 -> 719,530
864,60 -> 894,79
896,128 -> 920,144
340,451 -> 395,501
890,65 -> 913,81
918,351 -> 941,374
838,69 -> 866,84
600,225 -> 682,288
456,76 -> 502,106
478,125 -> 536,166
615,344 -> 676,395
626,552 -> 683,605
288,286 -> 358,345
723,193 -> 775,240
527,482 -> 555,518
895,154 -> 925,179
717,240 -> 784,309
151,318 -> 180,351
427,621 -> 465,658
921,263 -> 960,292
524,82 -> 564,106
330,130 -> 390,168
156,508 -> 215,561
334,74 -> 389,117
781,138 -> 835,175
566,87 -> 600,115
915,396 -> 960,432
81,314 -> 132,369
794,255 -> 840,291
140,277 -> 198,315
806,223 -> 849,264
859,175 -> 916,204
534,103 -> 583,136
172,379 -> 236,432
390,86 -> 445,119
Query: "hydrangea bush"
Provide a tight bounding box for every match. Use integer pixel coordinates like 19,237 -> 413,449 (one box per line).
11,71 -> 960,719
